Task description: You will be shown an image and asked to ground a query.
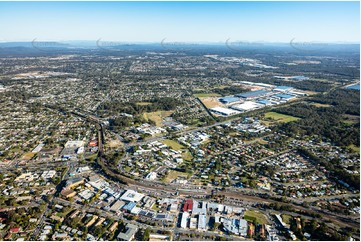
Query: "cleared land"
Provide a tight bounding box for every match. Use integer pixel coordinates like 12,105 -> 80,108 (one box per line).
244,210 -> 269,225
136,102 -> 152,106
163,170 -> 188,183
193,93 -> 222,98
264,112 -> 300,123
311,102 -> 332,108
199,97 -> 223,109
143,110 -> 173,127
161,139 -> 184,150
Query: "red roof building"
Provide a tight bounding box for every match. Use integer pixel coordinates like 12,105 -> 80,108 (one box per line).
182,199 -> 193,212
10,227 -> 21,233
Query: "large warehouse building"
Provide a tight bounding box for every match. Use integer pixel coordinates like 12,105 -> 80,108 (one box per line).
235,90 -> 270,99
231,101 -> 263,112
210,107 -> 240,116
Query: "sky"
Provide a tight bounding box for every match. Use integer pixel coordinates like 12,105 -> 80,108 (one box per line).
0,1 -> 359,43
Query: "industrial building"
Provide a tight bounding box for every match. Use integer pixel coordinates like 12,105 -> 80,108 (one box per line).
210,107 -> 240,116
231,101 -> 263,112
273,93 -> 296,101
219,96 -> 240,104
256,100 -> 272,106
235,90 -> 270,99
273,86 -> 293,92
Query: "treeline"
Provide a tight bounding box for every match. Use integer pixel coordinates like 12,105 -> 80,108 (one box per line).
97,97 -> 182,117
274,89 -> 360,147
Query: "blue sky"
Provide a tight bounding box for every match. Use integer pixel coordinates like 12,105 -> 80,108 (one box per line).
0,1 -> 359,43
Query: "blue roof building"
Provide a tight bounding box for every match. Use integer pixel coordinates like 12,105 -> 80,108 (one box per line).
274,94 -> 295,100
235,90 -> 270,99
219,96 -> 240,104
122,202 -> 137,212
256,100 -> 272,106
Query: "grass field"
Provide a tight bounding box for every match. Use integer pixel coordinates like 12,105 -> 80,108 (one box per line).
182,151 -> 193,161
193,93 -> 221,98
143,110 -> 173,127
264,112 -> 300,123
281,214 -> 292,224
347,144 -> 360,153
164,170 -> 188,183
161,139 -> 184,150
244,210 -> 269,225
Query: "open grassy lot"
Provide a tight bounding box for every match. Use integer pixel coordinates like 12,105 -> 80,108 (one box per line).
264,112 -> 300,123
244,210 -> 269,225
193,93 -> 222,98
143,110 -> 173,126
161,139 -> 184,150
182,151 -> 193,161
342,114 -> 359,126
311,102 -> 332,108
281,214 -> 293,224
163,170 -> 188,183
22,152 -> 36,160
136,102 -> 152,106
347,144 -> 360,153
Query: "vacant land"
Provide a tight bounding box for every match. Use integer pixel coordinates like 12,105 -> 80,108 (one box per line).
161,139 -> 184,150
22,152 -> 36,161
136,102 -> 152,106
244,210 -> 269,225
143,110 -> 173,126
193,93 -> 222,98
199,97 -> 223,109
264,112 -> 300,123
163,170 -> 188,183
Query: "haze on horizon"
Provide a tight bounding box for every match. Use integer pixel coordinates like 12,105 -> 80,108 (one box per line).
0,1 -> 359,43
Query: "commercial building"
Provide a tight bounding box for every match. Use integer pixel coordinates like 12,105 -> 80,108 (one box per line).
122,202 -> 137,212
190,218 -> 197,229
198,214 -> 207,231
182,199 -> 193,212
180,212 -> 189,229
120,190 -> 144,203
110,200 -> 126,213
117,224 -> 138,241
